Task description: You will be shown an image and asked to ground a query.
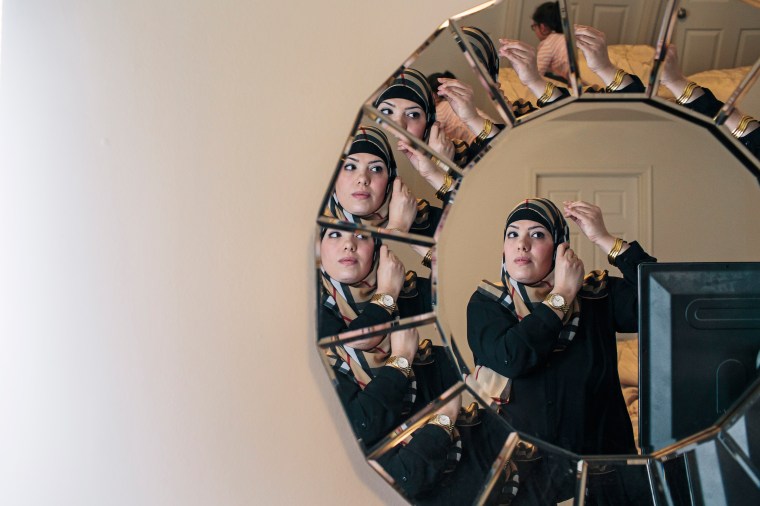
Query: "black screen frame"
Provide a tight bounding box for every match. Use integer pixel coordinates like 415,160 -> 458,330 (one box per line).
639,262 -> 760,453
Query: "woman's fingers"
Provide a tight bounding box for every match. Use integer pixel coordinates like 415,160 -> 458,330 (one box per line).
574,24 -> 603,38
432,122 -> 449,142
563,201 -> 609,243
393,177 -> 411,198
564,200 -> 598,213
392,177 -> 402,194
438,78 -> 471,92
498,39 -> 533,57
385,249 -> 404,274
501,46 -> 532,60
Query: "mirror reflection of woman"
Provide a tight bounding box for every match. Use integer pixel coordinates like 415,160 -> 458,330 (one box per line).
531,1 -> 570,83
433,27 -> 509,140
500,24 -> 645,106
660,44 -> 760,161
376,33 -> 529,215
319,228 -> 406,340
466,199 -> 656,504
326,125 -> 437,235
318,228 -> 521,503
374,68 -> 465,198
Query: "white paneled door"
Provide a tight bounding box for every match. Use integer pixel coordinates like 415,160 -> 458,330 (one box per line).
673,0 -> 760,76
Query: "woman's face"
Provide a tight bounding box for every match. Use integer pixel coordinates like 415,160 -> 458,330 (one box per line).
503,219 -> 554,284
334,152 -> 390,216
377,98 -> 427,139
531,21 -> 550,41
321,228 -> 375,284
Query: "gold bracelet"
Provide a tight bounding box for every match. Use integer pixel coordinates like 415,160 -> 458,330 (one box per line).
731,115 -> 754,138
537,82 -> 555,106
435,173 -> 453,200
422,249 -> 433,268
476,119 -> 493,143
676,81 -> 698,105
605,69 -> 626,92
607,237 -> 625,266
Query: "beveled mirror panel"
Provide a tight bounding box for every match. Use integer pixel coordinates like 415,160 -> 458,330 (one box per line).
316,228 -> 437,341
315,0 -> 760,503
365,383 -> 517,504
317,323 -> 462,454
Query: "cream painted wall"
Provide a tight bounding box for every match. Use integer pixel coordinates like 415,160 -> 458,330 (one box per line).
0,0 -> 477,504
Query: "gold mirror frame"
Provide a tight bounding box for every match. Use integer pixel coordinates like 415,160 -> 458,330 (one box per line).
315,1 -> 760,503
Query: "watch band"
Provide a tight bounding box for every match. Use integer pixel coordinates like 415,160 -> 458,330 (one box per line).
385,356 -> 412,378
370,293 -> 397,315
544,293 -> 570,315
427,413 -> 455,437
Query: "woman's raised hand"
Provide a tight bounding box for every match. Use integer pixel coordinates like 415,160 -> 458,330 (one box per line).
376,244 -> 405,299
387,177 -> 417,233
426,122 -> 456,161
553,243 -> 585,299
390,327 -> 420,362
563,200 -> 611,245
563,200 -> 629,260
397,136 -> 448,190
498,39 -> 543,89
437,77 -> 479,124
660,44 -> 686,86
574,25 -> 614,76
658,44 -> 706,105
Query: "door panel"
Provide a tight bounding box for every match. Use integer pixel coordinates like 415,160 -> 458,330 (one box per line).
674,0 -> 760,75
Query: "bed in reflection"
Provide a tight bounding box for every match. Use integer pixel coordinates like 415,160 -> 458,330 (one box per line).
617,337 -> 640,447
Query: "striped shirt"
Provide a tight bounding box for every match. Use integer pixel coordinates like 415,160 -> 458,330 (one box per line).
537,32 -> 570,81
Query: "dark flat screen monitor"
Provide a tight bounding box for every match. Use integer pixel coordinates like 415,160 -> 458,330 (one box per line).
639,262 -> 760,453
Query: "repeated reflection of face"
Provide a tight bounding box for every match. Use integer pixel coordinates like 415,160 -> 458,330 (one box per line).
334,152 -> 389,216
321,229 -> 375,284
503,219 -> 554,284
377,98 -> 427,139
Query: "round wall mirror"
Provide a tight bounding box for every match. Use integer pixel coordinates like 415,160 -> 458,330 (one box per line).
315,1 -> 760,503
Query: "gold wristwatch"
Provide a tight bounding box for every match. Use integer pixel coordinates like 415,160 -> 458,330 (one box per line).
544,293 -> 570,315
370,293 -> 397,315
385,355 -> 412,378
428,413 -> 455,437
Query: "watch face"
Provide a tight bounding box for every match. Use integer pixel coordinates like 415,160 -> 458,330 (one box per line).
380,294 -> 393,306
396,356 -> 409,368
550,294 -> 564,307
437,414 -> 451,425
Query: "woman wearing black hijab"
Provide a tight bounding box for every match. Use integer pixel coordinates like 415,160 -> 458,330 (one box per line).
373,68 -> 468,202
325,125 -> 442,237
375,27 -> 534,190
467,198 -> 656,504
